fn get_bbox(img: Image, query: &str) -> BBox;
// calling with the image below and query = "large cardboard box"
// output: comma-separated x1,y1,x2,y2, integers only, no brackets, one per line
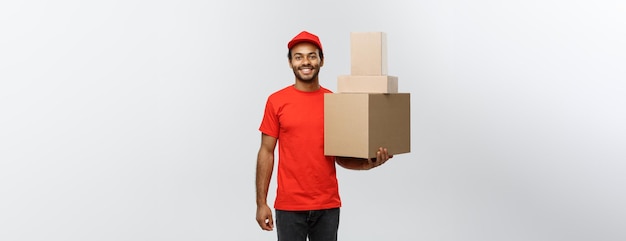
324,93,410,159
337,75,398,93
350,32,387,76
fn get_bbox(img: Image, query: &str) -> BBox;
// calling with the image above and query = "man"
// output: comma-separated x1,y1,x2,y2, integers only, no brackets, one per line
255,30,392,241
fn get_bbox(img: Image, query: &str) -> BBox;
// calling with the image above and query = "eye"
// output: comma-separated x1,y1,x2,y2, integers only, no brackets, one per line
294,56,302,60
309,55,317,60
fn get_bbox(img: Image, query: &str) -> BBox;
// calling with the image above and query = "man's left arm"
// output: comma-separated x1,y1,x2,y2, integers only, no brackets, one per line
335,147,393,170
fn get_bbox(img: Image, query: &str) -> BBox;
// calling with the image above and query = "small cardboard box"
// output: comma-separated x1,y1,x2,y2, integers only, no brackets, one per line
337,75,398,93
350,32,387,76
324,93,410,159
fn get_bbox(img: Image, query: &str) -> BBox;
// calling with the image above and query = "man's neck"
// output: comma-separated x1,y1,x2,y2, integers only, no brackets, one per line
294,80,320,92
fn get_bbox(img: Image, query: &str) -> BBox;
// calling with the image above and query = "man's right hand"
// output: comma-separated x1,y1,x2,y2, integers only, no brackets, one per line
256,204,274,231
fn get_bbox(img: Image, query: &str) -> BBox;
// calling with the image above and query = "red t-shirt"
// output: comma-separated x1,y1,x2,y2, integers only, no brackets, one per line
259,85,341,211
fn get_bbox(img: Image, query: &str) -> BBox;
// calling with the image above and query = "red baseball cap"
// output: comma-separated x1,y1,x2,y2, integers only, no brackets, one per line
287,31,323,51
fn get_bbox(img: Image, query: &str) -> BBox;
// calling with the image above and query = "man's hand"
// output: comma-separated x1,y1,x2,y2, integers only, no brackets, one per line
256,204,274,231
366,147,393,169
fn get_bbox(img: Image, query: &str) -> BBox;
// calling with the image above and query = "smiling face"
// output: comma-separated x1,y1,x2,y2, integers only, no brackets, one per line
288,42,324,84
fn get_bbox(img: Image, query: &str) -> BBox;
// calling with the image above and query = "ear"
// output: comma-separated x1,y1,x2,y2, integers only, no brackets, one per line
319,58,324,67
288,58,293,68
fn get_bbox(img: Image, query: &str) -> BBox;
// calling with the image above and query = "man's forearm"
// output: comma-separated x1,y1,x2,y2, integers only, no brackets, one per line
256,153,274,206
335,156,371,170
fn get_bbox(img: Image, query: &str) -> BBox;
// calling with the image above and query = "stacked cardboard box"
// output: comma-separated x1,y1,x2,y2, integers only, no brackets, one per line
325,32,411,159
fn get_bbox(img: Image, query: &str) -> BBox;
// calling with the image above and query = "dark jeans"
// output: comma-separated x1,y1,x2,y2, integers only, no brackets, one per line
275,208,340,241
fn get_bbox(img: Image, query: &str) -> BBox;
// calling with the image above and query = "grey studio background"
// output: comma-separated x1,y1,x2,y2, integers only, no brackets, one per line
1,0,624,241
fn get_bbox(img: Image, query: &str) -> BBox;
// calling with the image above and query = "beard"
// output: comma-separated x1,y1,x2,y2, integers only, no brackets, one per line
292,64,320,83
